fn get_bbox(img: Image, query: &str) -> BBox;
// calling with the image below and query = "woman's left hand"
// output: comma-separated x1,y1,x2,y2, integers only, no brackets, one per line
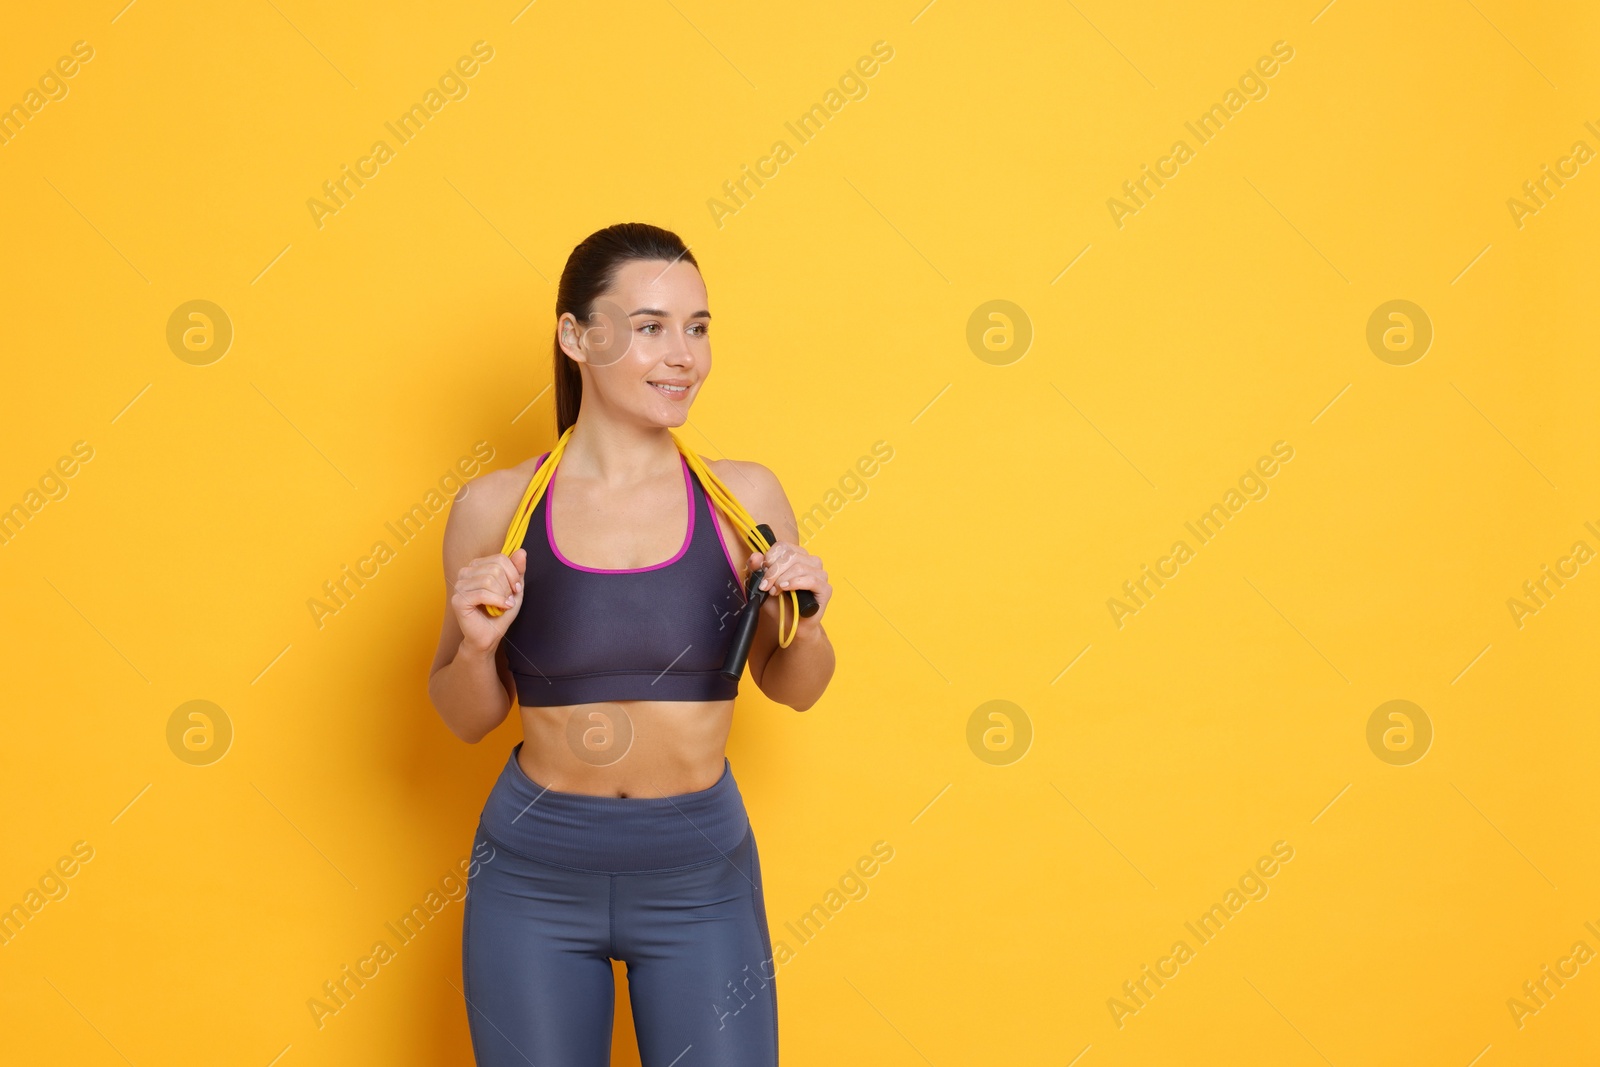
747,541,831,630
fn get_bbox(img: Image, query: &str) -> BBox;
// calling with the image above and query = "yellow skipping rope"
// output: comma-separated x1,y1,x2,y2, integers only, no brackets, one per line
483,426,800,647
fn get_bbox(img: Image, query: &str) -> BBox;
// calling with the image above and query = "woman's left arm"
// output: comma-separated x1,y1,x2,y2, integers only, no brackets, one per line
735,462,836,711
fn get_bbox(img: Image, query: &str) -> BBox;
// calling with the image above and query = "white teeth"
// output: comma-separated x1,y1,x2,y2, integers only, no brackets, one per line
651,383,687,393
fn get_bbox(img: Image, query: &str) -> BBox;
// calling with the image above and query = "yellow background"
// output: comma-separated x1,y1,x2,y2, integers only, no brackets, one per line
3,0,1597,1063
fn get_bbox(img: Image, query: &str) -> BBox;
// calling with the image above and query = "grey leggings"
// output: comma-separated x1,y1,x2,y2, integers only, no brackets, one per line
462,743,779,1065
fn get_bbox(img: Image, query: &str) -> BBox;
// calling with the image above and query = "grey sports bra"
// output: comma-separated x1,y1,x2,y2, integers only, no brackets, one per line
500,451,749,706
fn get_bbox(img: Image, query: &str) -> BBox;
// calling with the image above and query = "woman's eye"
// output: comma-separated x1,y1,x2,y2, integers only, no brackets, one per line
690,323,708,336
640,322,660,334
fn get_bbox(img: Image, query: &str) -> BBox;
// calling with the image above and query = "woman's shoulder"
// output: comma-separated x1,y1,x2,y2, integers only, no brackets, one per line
700,455,795,529
462,451,548,508
442,453,546,558
702,455,782,494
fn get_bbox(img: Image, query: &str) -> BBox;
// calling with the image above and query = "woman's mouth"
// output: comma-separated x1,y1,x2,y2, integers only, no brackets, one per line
648,380,690,400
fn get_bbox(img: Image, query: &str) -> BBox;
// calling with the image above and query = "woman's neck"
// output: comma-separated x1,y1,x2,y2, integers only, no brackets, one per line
561,413,682,486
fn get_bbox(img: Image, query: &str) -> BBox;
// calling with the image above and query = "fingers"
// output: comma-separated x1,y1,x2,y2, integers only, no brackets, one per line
764,560,817,593
757,543,816,592
456,560,510,600
748,545,782,590
758,555,793,591
456,573,516,613
745,541,830,615
492,550,523,592
739,538,834,630
456,555,522,611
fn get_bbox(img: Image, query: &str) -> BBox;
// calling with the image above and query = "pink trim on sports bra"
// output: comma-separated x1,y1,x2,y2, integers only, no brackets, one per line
711,512,746,596
545,453,696,574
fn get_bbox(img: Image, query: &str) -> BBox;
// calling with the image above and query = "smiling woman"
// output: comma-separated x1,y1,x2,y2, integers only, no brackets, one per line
427,222,835,1066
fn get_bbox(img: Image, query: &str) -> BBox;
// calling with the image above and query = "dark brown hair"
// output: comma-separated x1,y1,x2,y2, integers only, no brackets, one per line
553,223,699,435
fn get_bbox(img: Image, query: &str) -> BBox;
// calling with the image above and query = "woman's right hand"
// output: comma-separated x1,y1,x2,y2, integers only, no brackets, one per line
453,547,527,652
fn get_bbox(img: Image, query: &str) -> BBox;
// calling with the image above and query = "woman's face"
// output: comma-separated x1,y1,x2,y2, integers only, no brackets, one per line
561,258,711,429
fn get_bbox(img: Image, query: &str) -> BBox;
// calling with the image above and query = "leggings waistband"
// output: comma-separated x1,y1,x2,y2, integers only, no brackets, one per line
477,742,751,874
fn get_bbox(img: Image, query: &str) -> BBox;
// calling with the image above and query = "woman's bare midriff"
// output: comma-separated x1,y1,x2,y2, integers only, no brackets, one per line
516,699,737,797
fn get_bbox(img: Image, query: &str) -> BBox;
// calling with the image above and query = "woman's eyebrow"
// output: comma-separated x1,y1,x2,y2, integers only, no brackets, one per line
629,307,712,319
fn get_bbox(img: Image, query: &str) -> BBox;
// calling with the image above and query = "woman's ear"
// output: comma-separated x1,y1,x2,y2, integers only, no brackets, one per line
557,313,586,364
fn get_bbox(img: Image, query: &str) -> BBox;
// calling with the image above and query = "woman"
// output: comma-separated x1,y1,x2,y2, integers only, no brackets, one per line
427,222,835,1066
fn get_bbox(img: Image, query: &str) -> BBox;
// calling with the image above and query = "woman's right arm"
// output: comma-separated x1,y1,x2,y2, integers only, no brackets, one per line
427,471,529,743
